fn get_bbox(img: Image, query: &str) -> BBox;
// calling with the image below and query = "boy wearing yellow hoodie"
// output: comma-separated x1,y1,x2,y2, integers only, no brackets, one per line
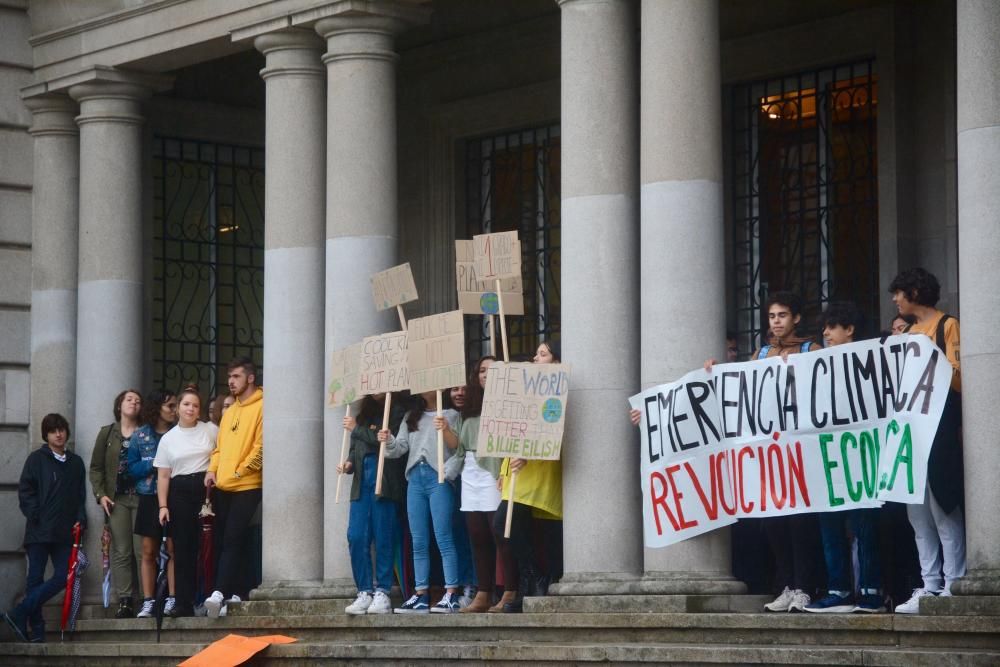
204,357,263,618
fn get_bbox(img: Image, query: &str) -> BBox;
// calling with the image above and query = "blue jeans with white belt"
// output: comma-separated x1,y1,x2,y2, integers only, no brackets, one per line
407,460,458,590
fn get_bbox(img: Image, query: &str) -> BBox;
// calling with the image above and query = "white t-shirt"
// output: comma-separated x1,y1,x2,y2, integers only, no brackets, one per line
153,421,218,477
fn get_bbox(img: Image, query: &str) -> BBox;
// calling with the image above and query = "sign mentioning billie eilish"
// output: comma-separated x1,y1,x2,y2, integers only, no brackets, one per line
477,362,571,461
628,335,953,548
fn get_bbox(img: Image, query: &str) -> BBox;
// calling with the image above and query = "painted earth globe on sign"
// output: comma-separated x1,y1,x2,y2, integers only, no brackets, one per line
480,292,500,314
542,397,562,423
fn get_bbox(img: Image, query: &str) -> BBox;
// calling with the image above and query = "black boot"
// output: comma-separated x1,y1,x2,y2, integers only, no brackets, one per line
115,597,133,619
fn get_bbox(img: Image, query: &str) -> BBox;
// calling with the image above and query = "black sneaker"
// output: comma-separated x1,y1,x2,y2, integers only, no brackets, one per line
394,593,430,614
2,610,29,642
115,597,134,619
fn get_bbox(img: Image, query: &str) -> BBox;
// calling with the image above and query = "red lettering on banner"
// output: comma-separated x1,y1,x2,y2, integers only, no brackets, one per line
665,464,698,530
717,451,738,516
736,446,755,513
767,443,787,510
786,441,811,508
758,445,768,512
685,459,719,521
649,471,676,535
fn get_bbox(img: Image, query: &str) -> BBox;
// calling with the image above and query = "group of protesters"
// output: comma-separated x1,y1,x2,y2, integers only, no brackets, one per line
3,264,965,641
3,358,263,642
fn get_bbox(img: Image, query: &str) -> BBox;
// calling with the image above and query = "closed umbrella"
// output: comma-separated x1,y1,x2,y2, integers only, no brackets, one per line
60,523,88,640
101,520,112,608
154,534,170,643
197,489,215,598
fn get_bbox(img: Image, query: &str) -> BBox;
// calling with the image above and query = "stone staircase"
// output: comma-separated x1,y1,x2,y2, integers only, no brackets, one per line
1,595,998,665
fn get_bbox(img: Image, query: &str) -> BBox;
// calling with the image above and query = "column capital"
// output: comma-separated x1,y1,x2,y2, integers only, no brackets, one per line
253,29,326,80
22,93,78,137
62,67,172,128
302,1,430,64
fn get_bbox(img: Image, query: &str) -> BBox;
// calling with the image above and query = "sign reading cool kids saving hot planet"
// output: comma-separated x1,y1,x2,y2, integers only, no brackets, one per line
477,362,571,461
629,334,953,547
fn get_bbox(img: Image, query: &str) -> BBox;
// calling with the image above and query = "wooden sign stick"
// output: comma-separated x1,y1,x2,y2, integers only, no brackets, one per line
436,389,445,484
496,279,509,362
334,403,352,504
375,392,392,495
504,470,518,538
396,305,407,331
489,315,497,357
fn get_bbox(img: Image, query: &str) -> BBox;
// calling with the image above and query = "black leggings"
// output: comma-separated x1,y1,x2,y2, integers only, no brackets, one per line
213,488,262,599
466,511,496,592
168,472,205,611
492,501,536,592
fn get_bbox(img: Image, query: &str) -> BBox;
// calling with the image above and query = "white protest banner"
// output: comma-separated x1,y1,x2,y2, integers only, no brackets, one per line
328,342,362,408
629,335,953,548
329,342,363,503
472,231,521,281
407,310,466,394
477,362,571,461
359,331,409,395
455,239,524,316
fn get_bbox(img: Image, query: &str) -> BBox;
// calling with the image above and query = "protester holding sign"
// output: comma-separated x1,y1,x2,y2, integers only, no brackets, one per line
804,302,885,614
339,393,406,615
444,384,477,609
888,268,966,613
492,341,564,612
379,391,462,613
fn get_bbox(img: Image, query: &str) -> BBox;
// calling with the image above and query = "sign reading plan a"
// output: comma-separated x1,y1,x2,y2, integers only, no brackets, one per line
408,310,466,394
455,240,524,316
359,331,409,395
477,362,571,461
628,335,953,548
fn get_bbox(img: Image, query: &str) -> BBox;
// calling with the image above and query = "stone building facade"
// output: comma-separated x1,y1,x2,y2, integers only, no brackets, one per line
1,0,997,607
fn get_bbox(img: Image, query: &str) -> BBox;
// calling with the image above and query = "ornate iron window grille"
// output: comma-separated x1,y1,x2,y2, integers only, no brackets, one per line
463,124,561,363
731,60,878,357
152,137,265,401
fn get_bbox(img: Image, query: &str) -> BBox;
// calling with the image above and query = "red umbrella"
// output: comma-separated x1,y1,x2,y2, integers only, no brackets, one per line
197,488,215,598
60,523,88,639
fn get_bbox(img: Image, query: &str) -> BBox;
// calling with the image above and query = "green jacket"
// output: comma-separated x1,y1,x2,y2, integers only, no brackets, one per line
88,422,126,503
453,416,502,479
348,404,406,503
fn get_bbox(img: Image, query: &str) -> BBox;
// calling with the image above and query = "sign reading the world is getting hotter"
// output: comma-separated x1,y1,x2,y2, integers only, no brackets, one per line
371,263,418,311
455,240,524,315
407,310,466,394
628,335,954,548
477,362,571,461
327,342,362,407
359,331,409,395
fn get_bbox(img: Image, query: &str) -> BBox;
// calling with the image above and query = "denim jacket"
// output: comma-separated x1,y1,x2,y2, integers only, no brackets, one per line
126,424,164,495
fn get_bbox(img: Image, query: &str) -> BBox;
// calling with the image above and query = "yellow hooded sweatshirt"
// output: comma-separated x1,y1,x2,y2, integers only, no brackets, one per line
210,387,263,491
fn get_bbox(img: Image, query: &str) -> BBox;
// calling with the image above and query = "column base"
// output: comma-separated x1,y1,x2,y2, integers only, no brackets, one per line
550,571,747,596
952,569,1000,597
249,578,355,601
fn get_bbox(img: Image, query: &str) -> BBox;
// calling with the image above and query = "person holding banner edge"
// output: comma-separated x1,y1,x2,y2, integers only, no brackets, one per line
888,268,966,613
338,393,406,615
492,341,564,613
379,391,463,613
803,302,886,614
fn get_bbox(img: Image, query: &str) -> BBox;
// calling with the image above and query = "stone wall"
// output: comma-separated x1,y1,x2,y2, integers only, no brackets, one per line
0,0,34,610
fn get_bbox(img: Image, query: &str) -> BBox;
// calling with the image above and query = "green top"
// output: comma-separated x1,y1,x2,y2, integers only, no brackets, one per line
453,416,501,479
347,403,406,503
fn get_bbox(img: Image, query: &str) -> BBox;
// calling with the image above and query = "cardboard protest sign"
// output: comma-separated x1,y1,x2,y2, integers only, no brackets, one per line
359,331,409,395
629,334,954,548
371,263,418,311
327,342,362,407
407,310,466,394
455,240,524,315
477,362,571,461
473,231,521,281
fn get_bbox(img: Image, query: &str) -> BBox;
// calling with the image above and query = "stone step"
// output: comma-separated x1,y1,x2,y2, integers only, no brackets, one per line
21,612,1000,650
227,597,356,617
2,640,999,666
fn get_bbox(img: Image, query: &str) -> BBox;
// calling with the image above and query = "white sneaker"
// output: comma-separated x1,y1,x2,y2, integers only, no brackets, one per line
894,587,937,614
204,591,225,618
787,590,811,612
136,599,155,618
345,591,373,615
220,594,240,617
764,587,795,612
164,597,177,617
366,591,391,615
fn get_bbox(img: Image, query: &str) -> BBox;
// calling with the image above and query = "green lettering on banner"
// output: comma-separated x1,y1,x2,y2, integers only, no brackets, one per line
840,432,863,503
859,429,879,498
819,433,844,507
887,420,915,494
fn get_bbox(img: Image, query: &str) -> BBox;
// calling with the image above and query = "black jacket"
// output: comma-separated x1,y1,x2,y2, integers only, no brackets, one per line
18,445,88,545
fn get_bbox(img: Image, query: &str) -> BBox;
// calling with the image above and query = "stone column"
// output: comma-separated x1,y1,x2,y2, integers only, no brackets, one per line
639,0,742,594
550,0,643,597
24,94,79,440
253,29,328,596
953,0,1000,598
69,77,153,596
315,10,409,591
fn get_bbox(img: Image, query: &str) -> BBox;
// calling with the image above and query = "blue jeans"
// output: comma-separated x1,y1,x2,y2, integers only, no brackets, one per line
17,542,72,636
452,476,476,588
348,454,398,594
407,461,458,590
819,508,881,593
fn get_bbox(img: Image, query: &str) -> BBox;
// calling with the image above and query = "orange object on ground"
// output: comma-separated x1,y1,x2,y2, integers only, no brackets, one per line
179,633,297,667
